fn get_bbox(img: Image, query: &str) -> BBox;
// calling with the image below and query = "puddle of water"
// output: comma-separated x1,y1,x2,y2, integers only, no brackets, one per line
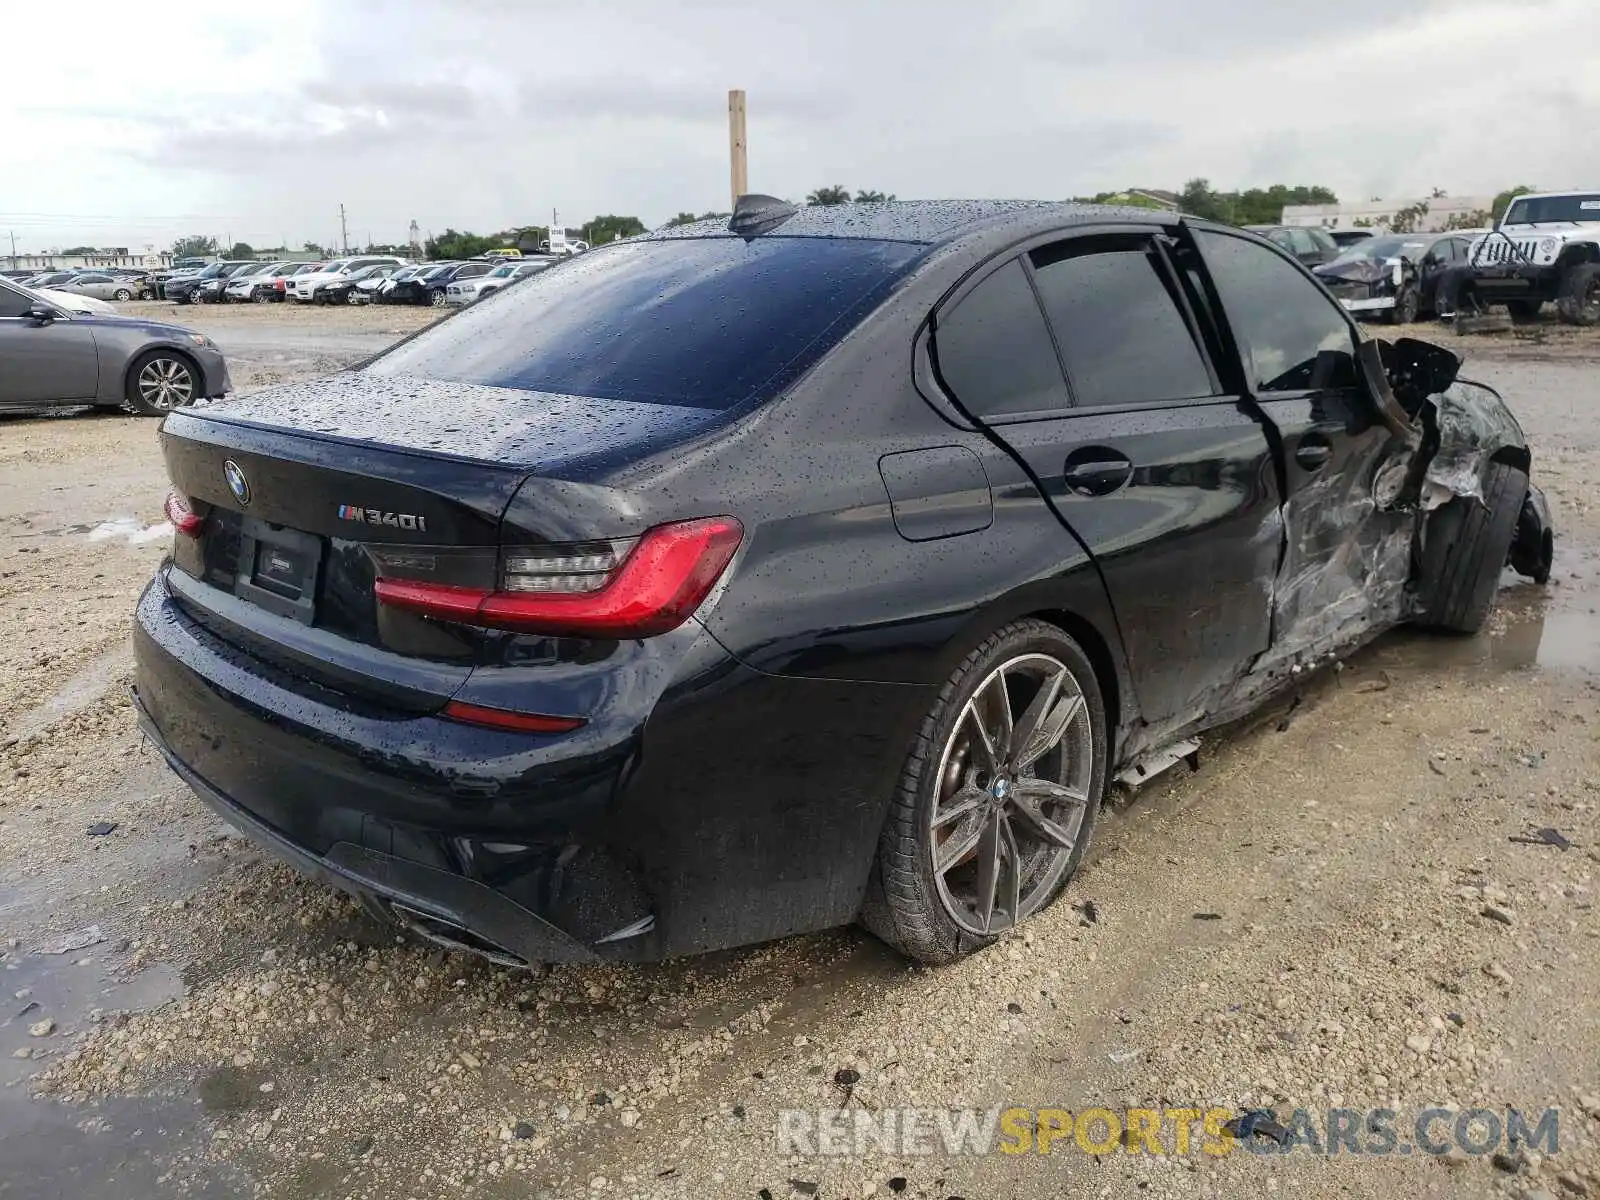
1377,572,1600,677
3,642,133,744
0,939,243,1199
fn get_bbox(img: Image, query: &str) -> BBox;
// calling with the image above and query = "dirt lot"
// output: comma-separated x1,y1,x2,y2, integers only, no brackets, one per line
2,306,1599,1200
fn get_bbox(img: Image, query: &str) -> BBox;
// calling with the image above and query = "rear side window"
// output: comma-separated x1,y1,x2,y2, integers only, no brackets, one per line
934,259,1069,417
1196,231,1357,393
369,237,924,409
1029,239,1213,407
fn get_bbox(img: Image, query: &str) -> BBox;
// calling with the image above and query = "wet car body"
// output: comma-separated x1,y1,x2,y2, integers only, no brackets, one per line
133,201,1552,966
1314,232,1476,323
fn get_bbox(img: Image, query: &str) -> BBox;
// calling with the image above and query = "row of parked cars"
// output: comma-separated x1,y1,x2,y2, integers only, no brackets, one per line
153,253,564,308
0,266,158,304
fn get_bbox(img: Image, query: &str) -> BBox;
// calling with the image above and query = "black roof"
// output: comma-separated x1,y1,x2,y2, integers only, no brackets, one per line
646,199,1174,247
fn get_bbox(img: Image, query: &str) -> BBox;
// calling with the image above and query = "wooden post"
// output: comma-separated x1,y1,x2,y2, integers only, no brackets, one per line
728,89,748,208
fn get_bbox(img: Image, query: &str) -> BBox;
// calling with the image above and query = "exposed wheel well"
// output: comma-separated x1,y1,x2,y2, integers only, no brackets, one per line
123,345,202,401
1558,244,1600,269
1022,608,1121,746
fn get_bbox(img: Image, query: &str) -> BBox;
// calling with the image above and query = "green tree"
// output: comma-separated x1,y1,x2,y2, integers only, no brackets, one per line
582,215,647,246
63,245,98,255
1178,179,1232,222
229,242,255,259
171,234,218,259
1443,209,1492,231
1492,185,1537,223
425,228,498,259
1389,201,1429,234
854,189,895,203
302,240,324,254
806,185,851,206
663,212,701,228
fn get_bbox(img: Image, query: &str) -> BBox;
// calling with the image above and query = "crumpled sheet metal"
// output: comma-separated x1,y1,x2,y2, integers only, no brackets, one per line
1264,376,1526,670
1422,380,1524,509
1259,464,1413,673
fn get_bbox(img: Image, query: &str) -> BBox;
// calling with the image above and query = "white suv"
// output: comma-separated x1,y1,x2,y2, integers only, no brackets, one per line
1461,191,1600,325
288,255,408,304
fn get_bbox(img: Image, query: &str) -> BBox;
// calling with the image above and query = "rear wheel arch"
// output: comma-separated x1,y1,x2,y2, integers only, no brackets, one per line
1020,608,1121,752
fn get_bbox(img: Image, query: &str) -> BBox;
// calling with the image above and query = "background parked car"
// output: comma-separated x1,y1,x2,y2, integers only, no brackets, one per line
289,256,408,303
1313,231,1479,323
398,261,492,306
317,263,400,306
444,258,557,305
53,272,149,302
1330,230,1377,249
23,270,77,289
169,260,255,305
1244,224,1340,266
201,261,272,304
0,275,229,415
224,261,301,303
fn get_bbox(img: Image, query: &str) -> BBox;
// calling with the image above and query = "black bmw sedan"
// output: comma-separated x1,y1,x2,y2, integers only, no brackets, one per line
134,199,1552,968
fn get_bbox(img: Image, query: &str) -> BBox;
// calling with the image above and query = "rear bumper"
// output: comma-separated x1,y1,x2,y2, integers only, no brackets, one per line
133,568,922,962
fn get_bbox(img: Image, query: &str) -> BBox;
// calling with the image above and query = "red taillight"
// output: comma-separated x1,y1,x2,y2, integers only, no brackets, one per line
164,491,204,537
442,700,585,734
274,279,286,292
374,516,742,639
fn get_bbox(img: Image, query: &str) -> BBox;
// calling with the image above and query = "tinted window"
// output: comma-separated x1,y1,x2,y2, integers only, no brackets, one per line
0,283,34,317
1306,229,1337,255
1197,231,1356,393
1030,240,1213,407
934,258,1068,417
1505,194,1600,224
456,264,490,279
369,237,924,409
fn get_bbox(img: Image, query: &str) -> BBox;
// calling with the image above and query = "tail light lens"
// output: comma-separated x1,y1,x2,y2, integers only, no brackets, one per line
164,491,205,536
374,516,742,639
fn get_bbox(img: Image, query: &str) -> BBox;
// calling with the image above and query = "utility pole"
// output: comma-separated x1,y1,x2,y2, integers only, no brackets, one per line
728,89,748,208
339,204,350,255
7,230,15,269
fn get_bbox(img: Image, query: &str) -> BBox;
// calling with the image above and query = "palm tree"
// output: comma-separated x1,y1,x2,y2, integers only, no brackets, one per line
806,186,851,207
854,190,895,203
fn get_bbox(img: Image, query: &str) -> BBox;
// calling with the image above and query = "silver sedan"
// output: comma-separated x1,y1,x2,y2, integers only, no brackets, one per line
53,272,149,302
0,277,231,416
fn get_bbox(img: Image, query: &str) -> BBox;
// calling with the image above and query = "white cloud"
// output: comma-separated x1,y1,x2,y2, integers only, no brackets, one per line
2,0,1596,252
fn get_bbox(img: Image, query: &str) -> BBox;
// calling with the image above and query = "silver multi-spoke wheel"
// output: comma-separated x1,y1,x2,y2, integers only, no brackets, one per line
136,357,195,410
929,653,1093,936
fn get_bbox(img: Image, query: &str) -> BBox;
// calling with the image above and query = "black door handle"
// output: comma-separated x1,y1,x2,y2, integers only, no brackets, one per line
1062,454,1133,497
1295,438,1333,471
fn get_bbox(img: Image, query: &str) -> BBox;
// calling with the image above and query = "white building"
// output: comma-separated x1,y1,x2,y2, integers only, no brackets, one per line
3,246,173,272
1281,196,1493,233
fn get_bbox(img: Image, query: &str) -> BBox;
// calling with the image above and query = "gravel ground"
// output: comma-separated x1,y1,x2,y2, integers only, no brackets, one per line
1,307,1598,1199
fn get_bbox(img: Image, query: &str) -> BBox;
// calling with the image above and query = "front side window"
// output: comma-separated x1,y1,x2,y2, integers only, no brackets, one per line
1029,238,1213,407
934,258,1069,418
1196,231,1356,393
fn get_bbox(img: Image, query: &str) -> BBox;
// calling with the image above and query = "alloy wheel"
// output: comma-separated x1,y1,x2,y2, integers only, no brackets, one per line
929,653,1093,936
430,289,448,307
136,357,195,411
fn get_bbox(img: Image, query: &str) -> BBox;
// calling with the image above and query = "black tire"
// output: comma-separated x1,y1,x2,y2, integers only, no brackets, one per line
175,291,192,305
861,619,1108,965
1556,263,1600,327
1386,285,1419,325
1504,298,1543,321
124,349,200,416
1416,461,1528,633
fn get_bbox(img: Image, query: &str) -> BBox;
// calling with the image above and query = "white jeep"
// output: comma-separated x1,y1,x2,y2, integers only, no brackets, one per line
1459,190,1600,325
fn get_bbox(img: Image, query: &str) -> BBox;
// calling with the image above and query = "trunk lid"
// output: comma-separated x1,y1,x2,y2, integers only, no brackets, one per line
160,376,724,705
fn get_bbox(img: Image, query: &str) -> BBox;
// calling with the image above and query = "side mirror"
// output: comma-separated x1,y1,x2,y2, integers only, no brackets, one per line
26,303,58,324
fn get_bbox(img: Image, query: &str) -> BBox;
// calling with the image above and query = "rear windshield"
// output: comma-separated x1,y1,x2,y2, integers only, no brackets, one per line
365,236,925,409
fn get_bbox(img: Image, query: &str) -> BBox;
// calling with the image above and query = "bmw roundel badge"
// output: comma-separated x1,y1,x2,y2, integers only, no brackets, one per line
223,460,251,506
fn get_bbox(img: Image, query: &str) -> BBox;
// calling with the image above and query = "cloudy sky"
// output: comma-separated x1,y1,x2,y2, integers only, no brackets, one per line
4,0,1597,253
